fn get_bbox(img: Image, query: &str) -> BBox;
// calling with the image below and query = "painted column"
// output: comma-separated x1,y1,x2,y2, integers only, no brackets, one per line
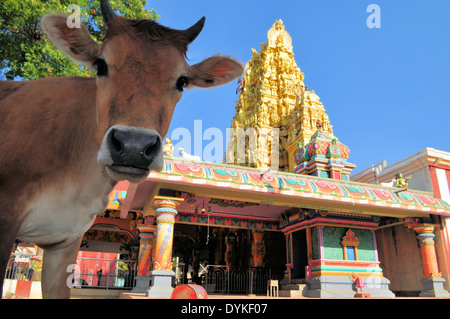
283,233,292,282
152,198,180,271
318,225,324,259
413,224,450,297
147,196,183,298
252,230,265,267
224,234,234,269
132,221,156,293
137,225,156,276
414,225,440,278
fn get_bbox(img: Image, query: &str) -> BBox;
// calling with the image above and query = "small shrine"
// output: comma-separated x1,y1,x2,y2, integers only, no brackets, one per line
290,123,356,180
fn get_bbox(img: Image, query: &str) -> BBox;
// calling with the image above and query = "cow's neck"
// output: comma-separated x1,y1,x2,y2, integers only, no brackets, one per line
11,77,118,247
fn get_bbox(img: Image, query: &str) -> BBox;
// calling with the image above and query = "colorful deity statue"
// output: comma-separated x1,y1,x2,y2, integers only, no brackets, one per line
162,137,174,157
395,173,411,188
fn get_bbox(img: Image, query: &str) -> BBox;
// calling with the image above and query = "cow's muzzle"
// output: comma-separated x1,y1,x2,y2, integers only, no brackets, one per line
97,125,163,183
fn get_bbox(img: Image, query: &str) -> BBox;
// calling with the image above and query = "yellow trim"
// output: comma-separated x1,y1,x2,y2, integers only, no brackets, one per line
153,195,185,202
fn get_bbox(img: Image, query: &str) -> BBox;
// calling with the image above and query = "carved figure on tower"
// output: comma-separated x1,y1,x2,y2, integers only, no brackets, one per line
162,137,174,157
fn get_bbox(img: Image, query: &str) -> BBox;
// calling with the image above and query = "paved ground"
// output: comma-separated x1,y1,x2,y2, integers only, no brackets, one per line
119,292,289,299
117,291,450,299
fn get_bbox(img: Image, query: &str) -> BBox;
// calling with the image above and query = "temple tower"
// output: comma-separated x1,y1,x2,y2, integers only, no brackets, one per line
228,20,333,171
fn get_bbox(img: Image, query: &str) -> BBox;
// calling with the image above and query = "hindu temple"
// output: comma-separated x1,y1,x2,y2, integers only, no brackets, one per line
6,20,450,299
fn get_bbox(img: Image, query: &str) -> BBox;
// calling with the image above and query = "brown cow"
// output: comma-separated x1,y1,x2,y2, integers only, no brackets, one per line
0,0,242,298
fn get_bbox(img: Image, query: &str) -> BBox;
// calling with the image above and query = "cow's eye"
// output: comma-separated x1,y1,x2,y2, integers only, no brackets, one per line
176,75,189,91
94,58,108,77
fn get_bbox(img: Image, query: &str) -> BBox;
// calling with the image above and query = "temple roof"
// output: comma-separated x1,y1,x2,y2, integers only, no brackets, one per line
229,20,333,170
111,157,450,220
292,125,355,177
299,127,350,160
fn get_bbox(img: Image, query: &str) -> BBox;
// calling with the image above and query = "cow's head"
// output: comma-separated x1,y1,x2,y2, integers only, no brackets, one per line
41,0,242,183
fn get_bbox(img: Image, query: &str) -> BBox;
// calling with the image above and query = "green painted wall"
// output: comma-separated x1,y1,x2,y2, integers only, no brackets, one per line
322,227,345,260
354,228,376,261
322,226,376,261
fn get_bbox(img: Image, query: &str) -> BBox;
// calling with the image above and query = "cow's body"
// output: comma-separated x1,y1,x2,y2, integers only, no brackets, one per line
0,1,242,298
1,77,109,247
0,77,114,297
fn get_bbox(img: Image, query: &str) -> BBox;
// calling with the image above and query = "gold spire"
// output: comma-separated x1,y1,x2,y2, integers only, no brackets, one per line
228,20,333,171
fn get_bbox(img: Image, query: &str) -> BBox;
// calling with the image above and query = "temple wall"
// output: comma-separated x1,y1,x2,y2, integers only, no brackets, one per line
375,224,423,295
321,227,376,261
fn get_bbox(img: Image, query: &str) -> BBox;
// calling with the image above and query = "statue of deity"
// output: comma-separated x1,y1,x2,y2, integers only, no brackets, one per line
162,137,174,157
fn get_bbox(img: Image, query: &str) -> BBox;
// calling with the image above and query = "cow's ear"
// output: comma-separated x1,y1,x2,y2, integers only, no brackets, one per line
187,56,243,88
41,14,100,66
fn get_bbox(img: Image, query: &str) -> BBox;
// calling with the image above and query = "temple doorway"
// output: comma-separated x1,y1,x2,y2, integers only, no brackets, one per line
291,229,308,280
172,223,286,294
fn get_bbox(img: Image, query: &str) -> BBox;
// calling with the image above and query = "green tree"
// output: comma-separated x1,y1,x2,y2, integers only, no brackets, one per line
0,0,159,80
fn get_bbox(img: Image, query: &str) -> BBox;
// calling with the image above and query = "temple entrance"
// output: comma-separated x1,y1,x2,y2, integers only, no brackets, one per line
291,229,308,280
172,223,285,294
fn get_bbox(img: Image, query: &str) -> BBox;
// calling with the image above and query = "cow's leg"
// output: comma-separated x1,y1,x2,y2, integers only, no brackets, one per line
0,218,20,299
41,237,82,299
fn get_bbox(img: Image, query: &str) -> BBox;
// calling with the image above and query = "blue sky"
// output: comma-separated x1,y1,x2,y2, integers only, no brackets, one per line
147,0,450,174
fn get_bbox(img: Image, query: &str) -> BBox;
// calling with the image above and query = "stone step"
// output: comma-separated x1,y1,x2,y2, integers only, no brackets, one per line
279,283,307,298
290,278,307,284
280,278,307,285
70,288,123,299
280,283,303,290
279,286,306,298
279,278,308,297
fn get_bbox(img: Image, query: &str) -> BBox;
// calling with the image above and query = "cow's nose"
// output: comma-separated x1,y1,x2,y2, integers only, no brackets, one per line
108,126,161,169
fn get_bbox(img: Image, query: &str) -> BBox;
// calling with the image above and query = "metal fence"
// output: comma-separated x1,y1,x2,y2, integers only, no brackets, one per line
5,253,42,282
72,257,137,290
73,260,185,289
204,265,272,294
5,254,276,295
4,253,139,290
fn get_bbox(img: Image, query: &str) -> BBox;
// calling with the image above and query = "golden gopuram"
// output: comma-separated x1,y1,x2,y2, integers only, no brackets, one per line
228,20,334,171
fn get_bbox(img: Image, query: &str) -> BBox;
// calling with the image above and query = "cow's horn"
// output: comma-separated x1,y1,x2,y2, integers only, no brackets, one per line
185,17,206,43
100,0,117,24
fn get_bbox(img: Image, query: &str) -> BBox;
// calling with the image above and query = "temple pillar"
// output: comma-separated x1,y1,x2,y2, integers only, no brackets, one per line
132,221,156,293
413,224,450,297
224,234,235,269
147,196,183,298
252,230,265,267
